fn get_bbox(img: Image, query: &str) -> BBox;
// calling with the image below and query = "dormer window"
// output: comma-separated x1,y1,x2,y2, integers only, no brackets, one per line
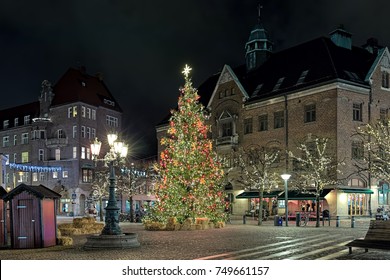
273,77,285,91
344,71,360,82
253,84,263,96
297,70,309,85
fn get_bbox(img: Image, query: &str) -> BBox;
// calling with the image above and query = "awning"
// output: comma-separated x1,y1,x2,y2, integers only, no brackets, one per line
338,188,374,194
277,189,332,200
236,191,281,199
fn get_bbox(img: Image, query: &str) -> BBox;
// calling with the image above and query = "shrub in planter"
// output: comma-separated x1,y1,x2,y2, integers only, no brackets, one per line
214,221,225,228
57,236,73,246
166,217,178,231
59,227,77,236
196,218,210,230
144,221,166,231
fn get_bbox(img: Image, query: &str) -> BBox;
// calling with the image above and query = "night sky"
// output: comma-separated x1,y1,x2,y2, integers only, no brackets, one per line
1,0,390,158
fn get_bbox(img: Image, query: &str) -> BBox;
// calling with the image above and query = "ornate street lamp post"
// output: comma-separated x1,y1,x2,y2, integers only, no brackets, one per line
91,133,128,235
85,135,140,249
281,174,291,227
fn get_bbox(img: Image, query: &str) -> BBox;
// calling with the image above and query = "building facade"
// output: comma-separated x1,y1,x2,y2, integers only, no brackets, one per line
0,67,122,216
157,18,390,218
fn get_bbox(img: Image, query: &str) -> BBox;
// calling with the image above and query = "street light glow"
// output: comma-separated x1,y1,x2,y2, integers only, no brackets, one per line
107,133,118,146
281,173,291,227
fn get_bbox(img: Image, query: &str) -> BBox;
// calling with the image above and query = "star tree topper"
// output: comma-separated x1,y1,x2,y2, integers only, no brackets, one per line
182,64,192,78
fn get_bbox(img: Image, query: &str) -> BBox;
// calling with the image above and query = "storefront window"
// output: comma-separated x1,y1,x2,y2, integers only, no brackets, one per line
348,194,366,215
378,182,389,205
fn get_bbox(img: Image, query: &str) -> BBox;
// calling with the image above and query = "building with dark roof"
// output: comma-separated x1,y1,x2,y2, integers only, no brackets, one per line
157,16,390,217
0,67,122,216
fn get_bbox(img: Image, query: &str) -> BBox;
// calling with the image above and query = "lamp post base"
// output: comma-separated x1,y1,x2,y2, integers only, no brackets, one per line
84,233,140,250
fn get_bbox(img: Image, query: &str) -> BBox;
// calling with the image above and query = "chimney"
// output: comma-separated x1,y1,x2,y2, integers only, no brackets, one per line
362,38,382,55
329,24,352,50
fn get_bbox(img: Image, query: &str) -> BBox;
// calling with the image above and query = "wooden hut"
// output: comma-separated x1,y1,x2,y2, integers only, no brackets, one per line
3,184,61,249
0,186,7,247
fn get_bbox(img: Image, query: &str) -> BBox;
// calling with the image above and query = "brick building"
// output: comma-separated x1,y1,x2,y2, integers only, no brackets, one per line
0,67,122,216
157,18,390,217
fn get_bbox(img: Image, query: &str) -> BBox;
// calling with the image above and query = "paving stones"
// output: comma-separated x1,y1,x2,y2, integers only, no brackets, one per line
0,216,389,260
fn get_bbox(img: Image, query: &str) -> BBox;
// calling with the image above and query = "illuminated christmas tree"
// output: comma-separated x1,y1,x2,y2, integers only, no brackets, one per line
150,65,226,224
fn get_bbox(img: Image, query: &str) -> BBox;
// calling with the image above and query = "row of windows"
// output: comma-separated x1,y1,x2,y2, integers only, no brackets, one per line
5,144,93,163
81,106,96,119
243,103,364,135
4,152,29,164
68,106,97,120
288,141,365,172
106,115,119,127
73,126,96,139
2,133,29,147
2,125,96,147
219,88,236,99
2,115,30,130
4,170,69,184
244,111,286,134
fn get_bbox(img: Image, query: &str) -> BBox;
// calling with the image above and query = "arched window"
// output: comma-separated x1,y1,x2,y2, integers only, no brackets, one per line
217,111,237,137
348,178,366,188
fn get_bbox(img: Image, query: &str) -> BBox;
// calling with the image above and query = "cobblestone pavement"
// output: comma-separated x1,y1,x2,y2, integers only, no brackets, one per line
1,216,389,260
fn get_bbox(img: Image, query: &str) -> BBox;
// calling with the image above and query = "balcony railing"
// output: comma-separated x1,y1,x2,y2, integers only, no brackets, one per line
216,135,239,146
46,137,68,147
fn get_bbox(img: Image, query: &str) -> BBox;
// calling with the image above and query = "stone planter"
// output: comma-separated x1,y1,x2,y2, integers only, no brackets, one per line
144,216,225,231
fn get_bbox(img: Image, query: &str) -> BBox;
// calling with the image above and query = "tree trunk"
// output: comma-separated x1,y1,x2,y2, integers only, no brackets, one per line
258,190,264,226
99,197,104,222
368,194,372,218
315,193,320,227
129,196,134,222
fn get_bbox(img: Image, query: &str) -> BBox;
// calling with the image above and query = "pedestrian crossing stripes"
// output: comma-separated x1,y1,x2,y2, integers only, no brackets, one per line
196,233,354,260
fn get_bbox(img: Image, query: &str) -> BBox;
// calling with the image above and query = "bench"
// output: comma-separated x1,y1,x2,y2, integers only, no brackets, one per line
346,220,390,254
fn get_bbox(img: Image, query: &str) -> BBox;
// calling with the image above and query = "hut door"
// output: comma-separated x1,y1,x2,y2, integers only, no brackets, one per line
0,200,5,246
16,199,35,248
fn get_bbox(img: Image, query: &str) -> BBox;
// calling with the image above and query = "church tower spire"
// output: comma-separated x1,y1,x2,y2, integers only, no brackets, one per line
245,3,273,71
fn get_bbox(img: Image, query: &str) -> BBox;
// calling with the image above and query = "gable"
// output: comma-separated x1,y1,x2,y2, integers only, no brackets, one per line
219,110,234,120
365,47,390,82
219,68,234,84
207,64,249,108
381,49,390,68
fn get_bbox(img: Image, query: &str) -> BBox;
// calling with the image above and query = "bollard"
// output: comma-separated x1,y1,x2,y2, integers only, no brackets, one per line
351,216,355,228
296,212,301,227
274,215,279,226
243,214,246,224
336,216,340,227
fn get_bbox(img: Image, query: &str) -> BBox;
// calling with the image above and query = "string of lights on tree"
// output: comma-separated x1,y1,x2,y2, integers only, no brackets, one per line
149,65,226,223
